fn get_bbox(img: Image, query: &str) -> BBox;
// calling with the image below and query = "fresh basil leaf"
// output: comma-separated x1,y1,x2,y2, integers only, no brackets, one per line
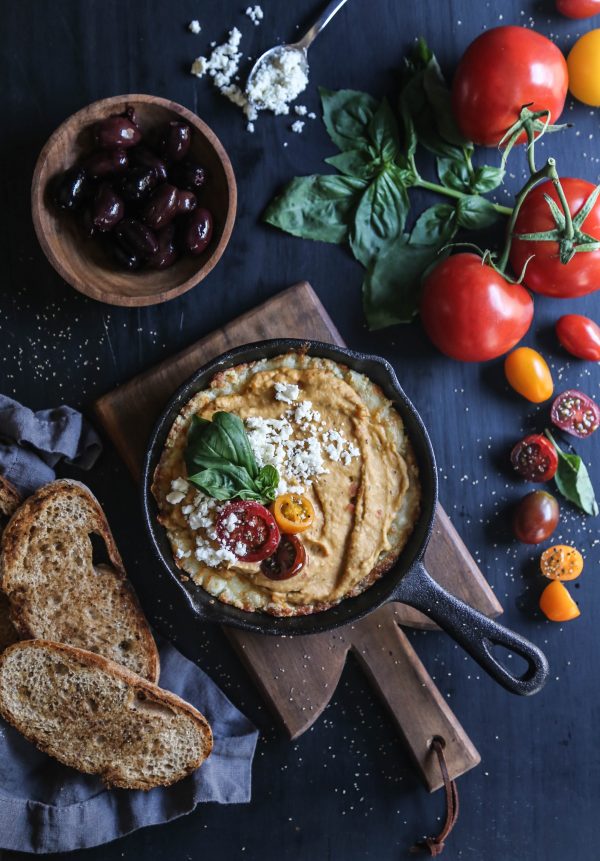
255,464,279,502
410,204,456,246
421,53,468,148
263,174,367,244
319,86,379,153
470,165,505,194
350,169,409,267
187,469,239,500
362,235,448,329
456,195,499,230
325,149,377,180
212,412,258,478
546,431,599,516
437,156,472,193
368,98,401,163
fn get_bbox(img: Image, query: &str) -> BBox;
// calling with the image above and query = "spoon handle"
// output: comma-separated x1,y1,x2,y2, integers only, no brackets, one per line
295,0,351,51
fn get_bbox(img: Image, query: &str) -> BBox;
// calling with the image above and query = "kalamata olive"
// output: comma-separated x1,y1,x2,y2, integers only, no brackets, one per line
90,184,124,232
118,167,159,203
147,224,179,270
183,207,213,255
141,184,179,230
513,491,560,545
123,104,139,127
114,218,159,258
94,115,141,149
111,239,143,271
177,190,197,213
160,121,192,161
130,146,168,182
52,167,90,210
169,161,205,190
83,148,128,178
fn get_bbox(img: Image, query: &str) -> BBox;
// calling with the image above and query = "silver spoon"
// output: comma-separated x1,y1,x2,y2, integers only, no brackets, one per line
246,0,351,110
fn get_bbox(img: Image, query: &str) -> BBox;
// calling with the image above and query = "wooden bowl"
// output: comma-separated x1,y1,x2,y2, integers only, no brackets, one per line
31,94,237,307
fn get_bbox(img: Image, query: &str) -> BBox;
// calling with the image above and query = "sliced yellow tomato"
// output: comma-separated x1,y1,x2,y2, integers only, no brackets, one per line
272,493,315,534
504,347,554,403
540,545,584,581
539,580,580,622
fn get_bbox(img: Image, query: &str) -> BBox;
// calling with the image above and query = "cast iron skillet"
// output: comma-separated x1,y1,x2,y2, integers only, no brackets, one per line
142,339,549,696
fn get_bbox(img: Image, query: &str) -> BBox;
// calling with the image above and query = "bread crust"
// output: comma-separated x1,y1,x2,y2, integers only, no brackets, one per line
0,475,21,650
0,640,212,790
0,480,160,682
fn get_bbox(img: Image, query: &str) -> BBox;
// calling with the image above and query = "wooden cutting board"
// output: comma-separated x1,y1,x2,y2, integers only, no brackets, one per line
95,281,500,791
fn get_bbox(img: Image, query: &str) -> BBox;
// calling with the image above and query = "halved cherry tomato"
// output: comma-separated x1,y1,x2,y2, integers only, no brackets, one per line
272,493,315,534
504,348,554,403
451,26,568,146
557,0,600,16
539,580,580,622
260,534,306,580
540,545,584,581
551,389,600,438
556,314,600,360
511,434,558,482
419,253,533,362
567,29,600,106
513,491,559,544
215,500,280,563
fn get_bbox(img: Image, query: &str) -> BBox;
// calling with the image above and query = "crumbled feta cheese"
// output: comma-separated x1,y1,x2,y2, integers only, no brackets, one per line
234,541,248,556
166,491,186,504
294,104,307,116
222,511,239,533
291,120,305,134
323,430,360,465
294,400,320,424
176,548,192,559
245,5,263,25
308,111,317,120
171,477,189,493
190,28,243,98
247,48,308,117
246,121,255,133
274,381,300,403
189,19,201,34
194,540,237,567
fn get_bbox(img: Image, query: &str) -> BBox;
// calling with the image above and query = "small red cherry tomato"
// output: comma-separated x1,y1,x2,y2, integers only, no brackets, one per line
260,534,306,580
216,500,280,563
550,389,600,438
511,434,559,482
419,253,533,362
556,0,600,17
556,315,600,361
513,491,560,544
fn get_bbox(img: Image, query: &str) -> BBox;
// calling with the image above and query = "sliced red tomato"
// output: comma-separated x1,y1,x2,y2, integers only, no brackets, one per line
510,178,600,298
216,500,280,563
557,0,600,17
556,314,600,360
511,434,559,482
550,389,600,438
419,253,533,362
260,534,306,581
451,26,568,146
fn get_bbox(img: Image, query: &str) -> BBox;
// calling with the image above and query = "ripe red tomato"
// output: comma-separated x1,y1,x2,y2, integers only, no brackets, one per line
510,434,559,482
557,0,600,18
215,500,280,562
556,314,600,360
260,534,306,580
419,253,533,362
510,178,600,297
452,26,568,146
551,389,600,438
513,491,560,544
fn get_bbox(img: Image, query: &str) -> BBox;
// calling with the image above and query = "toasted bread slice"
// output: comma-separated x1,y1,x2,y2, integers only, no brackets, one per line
0,640,212,789
0,476,21,651
0,480,159,682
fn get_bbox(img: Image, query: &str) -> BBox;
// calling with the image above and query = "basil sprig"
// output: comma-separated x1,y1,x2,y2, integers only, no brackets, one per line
185,412,279,504
263,38,509,330
545,430,598,516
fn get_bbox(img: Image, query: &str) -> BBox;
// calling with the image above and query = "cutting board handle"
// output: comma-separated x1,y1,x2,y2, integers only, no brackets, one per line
350,606,480,791
392,562,549,696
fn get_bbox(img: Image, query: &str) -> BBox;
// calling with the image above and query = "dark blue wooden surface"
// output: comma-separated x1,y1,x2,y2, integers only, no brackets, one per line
1,1,599,858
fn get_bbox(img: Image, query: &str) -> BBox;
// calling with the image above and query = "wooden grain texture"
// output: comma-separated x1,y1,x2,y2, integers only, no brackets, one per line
94,280,491,787
31,94,237,307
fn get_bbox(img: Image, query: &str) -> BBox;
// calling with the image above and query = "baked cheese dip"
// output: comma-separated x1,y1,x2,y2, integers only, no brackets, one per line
152,352,421,616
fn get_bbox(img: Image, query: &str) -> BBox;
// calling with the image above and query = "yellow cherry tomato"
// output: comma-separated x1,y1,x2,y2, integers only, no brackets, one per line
504,347,554,403
272,493,315,534
540,545,584,581
567,29,600,107
539,580,580,622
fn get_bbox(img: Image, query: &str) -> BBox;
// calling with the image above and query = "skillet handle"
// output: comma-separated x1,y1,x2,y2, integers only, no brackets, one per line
391,562,549,696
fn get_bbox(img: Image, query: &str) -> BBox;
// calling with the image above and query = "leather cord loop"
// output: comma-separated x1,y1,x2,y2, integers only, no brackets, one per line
409,738,459,857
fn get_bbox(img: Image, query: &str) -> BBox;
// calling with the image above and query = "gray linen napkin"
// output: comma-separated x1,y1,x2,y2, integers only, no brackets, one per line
0,640,258,853
0,394,102,495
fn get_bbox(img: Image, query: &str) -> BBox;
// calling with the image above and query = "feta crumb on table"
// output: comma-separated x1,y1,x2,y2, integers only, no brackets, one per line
188,19,201,34
291,120,305,134
245,5,264,26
